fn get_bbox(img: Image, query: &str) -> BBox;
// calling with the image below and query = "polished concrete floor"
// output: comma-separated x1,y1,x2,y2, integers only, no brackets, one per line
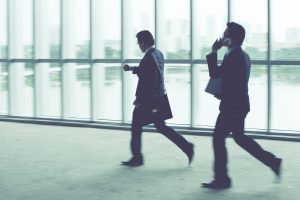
0,121,299,200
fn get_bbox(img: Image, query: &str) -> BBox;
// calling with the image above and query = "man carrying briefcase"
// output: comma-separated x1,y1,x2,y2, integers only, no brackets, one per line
122,30,194,167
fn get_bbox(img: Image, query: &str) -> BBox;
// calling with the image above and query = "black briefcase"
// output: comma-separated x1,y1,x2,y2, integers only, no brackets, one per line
152,94,173,121
141,94,173,125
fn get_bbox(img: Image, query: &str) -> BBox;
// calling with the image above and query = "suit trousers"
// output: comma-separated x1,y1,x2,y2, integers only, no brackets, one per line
130,106,190,158
213,111,277,180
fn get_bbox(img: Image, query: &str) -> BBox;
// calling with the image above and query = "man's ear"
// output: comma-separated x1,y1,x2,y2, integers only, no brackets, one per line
230,37,236,46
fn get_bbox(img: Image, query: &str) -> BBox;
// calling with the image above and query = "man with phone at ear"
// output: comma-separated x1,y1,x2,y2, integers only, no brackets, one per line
202,22,282,189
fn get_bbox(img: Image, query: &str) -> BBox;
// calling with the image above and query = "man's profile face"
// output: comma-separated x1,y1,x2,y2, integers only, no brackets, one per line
222,28,232,47
137,40,146,53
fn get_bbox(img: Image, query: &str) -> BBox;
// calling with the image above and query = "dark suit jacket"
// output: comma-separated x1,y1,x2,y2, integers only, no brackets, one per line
206,46,251,114
132,48,166,105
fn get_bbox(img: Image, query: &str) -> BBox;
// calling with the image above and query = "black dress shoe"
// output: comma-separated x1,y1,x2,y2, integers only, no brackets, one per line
202,179,231,189
122,157,144,167
186,143,195,165
271,158,282,179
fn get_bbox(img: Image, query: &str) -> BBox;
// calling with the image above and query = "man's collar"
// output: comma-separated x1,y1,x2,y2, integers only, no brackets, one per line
144,46,154,54
226,45,240,56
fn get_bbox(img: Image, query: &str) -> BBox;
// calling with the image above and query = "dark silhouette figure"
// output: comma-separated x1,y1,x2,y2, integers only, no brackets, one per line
122,30,194,167
202,22,282,189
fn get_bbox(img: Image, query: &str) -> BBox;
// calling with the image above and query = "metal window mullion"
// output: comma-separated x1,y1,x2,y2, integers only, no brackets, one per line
33,0,37,118
228,0,231,22
121,0,125,123
190,0,194,127
90,0,94,121
155,0,158,46
60,0,64,119
267,0,271,133
7,0,11,115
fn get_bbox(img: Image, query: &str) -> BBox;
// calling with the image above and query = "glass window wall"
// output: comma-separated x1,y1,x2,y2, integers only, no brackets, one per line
9,63,34,116
93,64,122,121
123,0,154,59
36,63,61,118
271,0,300,60
193,0,227,60
0,0,7,58
271,65,300,131
63,0,90,59
63,63,91,119
0,63,8,114
35,0,61,59
157,0,190,59
92,0,121,59
231,0,268,60
9,0,33,59
0,0,299,134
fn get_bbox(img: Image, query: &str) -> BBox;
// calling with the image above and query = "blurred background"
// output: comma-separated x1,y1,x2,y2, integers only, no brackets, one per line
0,0,299,135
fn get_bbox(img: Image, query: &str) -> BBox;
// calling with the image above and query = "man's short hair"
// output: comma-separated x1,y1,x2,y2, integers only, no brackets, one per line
136,30,155,46
227,22,246,46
